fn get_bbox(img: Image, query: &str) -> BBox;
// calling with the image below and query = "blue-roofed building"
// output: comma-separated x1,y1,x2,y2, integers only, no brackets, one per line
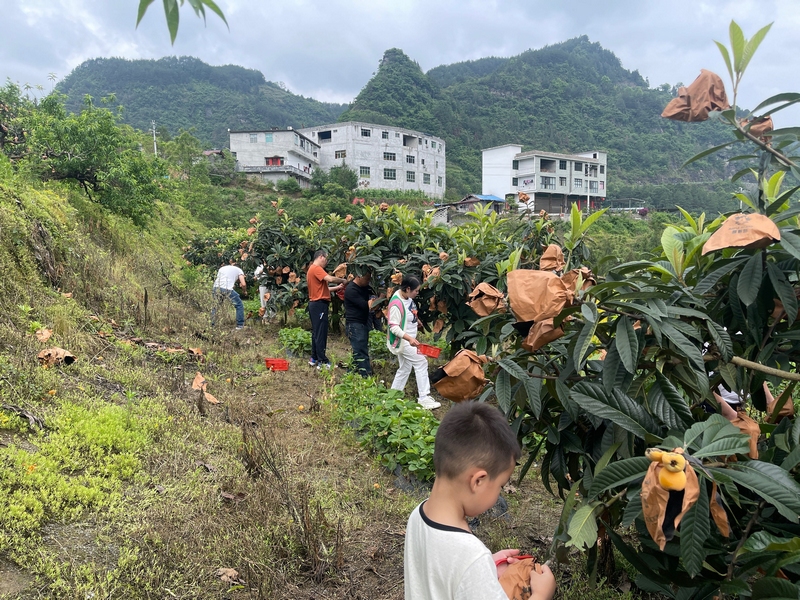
453,194,507,214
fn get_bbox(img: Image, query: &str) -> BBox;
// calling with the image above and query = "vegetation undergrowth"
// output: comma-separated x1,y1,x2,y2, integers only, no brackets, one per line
328,373,438,481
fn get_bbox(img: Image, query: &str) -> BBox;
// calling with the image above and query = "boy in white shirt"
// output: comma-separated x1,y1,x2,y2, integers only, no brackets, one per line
404,402,556,600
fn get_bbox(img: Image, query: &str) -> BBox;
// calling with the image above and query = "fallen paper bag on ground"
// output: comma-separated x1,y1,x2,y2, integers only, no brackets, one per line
499,558,536,600
561,267,596,292
702,213,780,255
661,69,730,122
507,270,572,322
539,244,565,272
466,282,507,317
641,460,699,550
522,318,564,352
192,371,220,404
37,347,77,367
433,350,489,402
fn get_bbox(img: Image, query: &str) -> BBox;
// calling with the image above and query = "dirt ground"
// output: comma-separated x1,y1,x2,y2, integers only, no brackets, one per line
1,323,570,600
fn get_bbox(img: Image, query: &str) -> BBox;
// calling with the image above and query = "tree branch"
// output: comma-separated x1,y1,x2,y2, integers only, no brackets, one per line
729,356,800,382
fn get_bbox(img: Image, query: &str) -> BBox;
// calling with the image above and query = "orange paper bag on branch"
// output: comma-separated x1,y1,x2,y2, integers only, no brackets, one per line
661,69,730,122
561,267,596,292
333,263,348,278
522,318,565,352
730,411,760,458
539,244,565,272
641,458,699,550
466,282,507,317
432,350,489,402
507,270,572,323
701,213,780,255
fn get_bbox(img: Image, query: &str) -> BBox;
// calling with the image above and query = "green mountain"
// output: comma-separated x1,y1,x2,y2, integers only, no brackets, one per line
57,56,347,148
341,39,732,203
58,42,735,208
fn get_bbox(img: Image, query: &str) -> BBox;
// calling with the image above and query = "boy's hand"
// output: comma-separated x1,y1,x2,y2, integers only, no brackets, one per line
492,549,519,577
529,563,556,600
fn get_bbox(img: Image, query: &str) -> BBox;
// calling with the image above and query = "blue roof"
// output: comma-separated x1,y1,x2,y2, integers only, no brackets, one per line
473,194,504,202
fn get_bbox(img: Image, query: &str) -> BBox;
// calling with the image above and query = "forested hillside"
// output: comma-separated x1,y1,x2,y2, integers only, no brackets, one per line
57,57,347,148
57,40,736,207
341,38,733,202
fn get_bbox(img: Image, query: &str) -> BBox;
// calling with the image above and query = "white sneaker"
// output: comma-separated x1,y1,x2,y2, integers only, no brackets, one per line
418,396,441,410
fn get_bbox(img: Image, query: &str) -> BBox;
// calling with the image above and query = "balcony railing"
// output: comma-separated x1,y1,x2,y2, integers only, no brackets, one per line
236,164,312,179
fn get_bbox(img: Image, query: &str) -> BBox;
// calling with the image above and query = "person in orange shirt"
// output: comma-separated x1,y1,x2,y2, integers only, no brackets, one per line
307,250,347,368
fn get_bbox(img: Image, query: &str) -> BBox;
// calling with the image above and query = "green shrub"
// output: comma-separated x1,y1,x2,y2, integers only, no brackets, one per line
276,178,301,194
278,327,312,356
328,373,438,480
368,329,392,359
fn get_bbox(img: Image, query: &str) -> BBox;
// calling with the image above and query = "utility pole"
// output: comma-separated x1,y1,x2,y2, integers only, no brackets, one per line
151,121,158,156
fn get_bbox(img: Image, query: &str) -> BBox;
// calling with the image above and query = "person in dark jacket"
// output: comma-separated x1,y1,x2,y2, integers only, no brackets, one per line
344,271,374,376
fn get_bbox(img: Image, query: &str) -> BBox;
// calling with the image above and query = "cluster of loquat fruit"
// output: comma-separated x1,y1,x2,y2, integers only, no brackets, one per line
645,448,687,491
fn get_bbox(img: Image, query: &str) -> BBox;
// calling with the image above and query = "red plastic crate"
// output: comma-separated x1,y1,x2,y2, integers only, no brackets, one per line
265,358,289,371
416,343,441,358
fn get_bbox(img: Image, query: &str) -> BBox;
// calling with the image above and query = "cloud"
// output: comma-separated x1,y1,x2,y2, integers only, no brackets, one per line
1,0,797,123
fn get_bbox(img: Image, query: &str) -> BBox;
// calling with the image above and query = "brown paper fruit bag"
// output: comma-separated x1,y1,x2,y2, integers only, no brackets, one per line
433,349,489,402
522,318,564,352
766,392,795,423
710,482,730,538
499,558,536,600
466,282,507,317
561,267,596,292
661,69,730,122
333,263,348,278
539,244,565,272
37,347,77,367
730,411,760,458
702,213,780,255
507,270,572,323
641,461,699,550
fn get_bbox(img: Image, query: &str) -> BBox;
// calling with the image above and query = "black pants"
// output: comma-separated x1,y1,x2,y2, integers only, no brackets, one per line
346,321,372,376
308,300,330,364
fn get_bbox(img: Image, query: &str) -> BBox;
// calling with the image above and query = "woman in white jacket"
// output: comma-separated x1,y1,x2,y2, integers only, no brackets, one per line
386,276,441,410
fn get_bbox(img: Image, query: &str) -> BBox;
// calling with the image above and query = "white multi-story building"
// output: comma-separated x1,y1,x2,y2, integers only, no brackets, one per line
482,144,607,214
299,122,446,199
228,128,319,188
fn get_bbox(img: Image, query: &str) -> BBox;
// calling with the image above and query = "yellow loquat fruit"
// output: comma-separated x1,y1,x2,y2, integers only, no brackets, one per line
645,448,664,462
658,468,687,491
661,452,686,473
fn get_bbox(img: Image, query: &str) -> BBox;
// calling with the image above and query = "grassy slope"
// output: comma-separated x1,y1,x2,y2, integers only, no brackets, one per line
0,166,645,598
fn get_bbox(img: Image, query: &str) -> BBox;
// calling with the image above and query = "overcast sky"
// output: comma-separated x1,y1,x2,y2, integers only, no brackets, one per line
2,0,798,123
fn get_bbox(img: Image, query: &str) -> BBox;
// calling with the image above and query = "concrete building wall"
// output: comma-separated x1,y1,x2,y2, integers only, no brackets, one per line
482,145,522,196
299,121,446,198
482,144,608,213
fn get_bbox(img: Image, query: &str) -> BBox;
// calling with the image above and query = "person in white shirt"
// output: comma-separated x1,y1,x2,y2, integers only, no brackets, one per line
211,259,246,330
387,275,439,410
404,401,556,600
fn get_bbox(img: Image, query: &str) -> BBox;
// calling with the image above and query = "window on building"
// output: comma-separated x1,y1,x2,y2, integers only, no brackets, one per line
512,160,519,170
249,133,257,143
559,177,567,186
512,177,518,186
541,176,556,190
407,171,416,183
421,159,425,165
437,176,443,186
294,134,299,145
589,181,599,193
406,155,415,164
335,150,346,159
384,169,396,180
559,160,567,170
435,161,439,168
395,132,400,138
600,181,605,191
431,141,436,149
600,165,605,174
574,162,583,172
540,159,556,173
383,152,396,161
574,178,583,189
360,166,370,178
588,165,598,177
423,173,431,184
264,133,273,143
418,138,423,145
382,130,389,139
361,128,371,137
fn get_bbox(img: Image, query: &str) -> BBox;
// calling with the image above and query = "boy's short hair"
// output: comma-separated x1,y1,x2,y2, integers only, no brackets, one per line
434,402,520,480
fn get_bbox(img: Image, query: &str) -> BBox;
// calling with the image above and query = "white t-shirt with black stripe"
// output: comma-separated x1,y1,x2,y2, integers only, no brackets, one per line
404,502,508,600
